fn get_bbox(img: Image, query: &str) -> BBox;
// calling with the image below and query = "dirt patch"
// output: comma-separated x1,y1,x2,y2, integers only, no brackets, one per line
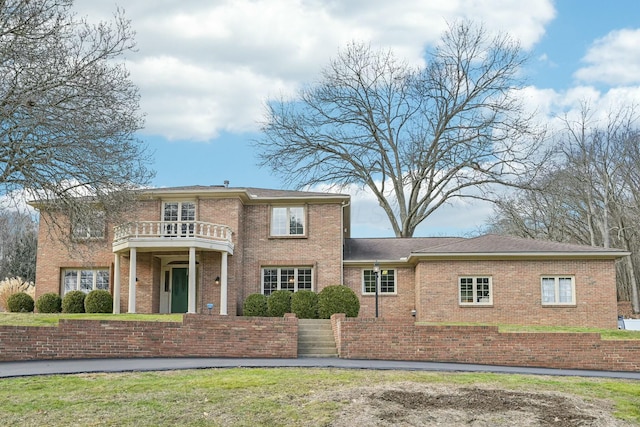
325,382,631,426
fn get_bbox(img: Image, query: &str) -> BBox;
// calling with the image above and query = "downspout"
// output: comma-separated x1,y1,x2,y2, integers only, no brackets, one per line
341,199,351,286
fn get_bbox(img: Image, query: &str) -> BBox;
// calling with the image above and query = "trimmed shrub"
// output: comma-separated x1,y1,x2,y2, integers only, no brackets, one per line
291,290,318,319
36,292,62,313
267,290,292,317
85,289,113,313
62,290,86,313
243,293,268,317
6,292,34,312
317,285,360,318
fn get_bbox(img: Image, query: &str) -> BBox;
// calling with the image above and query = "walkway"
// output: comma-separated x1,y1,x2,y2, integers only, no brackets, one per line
1,358,639,380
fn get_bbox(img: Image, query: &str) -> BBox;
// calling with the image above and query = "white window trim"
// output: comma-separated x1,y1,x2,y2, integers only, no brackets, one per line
541,276,576,306
362,268,397,295
162,200,197,222
71,210,106,240
458,276,493,306
270,206,306,237
261,266,314,295
62,268,110,295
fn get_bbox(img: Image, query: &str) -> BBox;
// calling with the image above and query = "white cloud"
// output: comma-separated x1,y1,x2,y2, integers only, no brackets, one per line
574,28,640,85
72,0,555,141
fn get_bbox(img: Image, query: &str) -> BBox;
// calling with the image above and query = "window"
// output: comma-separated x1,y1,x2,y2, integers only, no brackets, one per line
261,267,313,295
459,277,492,305
62,269,109,295
163,201,196,236
270,206,305,236
71,210,105,239
541,276,575,305
362,269,396,294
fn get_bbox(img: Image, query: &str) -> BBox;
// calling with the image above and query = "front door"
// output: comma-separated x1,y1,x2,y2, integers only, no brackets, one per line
171,268,188,313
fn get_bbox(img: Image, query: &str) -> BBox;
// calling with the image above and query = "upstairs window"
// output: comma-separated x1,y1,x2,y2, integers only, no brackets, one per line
541,276,575,305
459,277,492,305
271,206,305,236
71,210,105,240
163,201,196,236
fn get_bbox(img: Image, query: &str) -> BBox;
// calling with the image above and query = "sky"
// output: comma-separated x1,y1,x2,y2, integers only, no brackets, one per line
71,0,640,237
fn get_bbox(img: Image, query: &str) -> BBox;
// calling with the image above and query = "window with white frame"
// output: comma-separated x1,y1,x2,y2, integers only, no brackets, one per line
62,269,110,295
459,277,492,305
261,267,312,295
71,210,105,240
270,206,305,236
362,268,396,294
541,276,575,305
163,201,196,236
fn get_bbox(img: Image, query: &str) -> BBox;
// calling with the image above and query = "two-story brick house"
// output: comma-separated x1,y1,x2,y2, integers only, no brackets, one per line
33,185,628,328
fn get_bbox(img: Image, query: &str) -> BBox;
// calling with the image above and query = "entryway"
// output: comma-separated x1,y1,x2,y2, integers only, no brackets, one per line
297,319,337,357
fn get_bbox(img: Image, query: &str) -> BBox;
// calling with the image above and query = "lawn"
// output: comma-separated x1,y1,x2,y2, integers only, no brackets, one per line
0,368,638,426
0,312,184,326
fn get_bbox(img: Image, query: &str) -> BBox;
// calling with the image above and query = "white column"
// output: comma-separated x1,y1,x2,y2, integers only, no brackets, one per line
113,254,121,314
188,247,196,313
128,248,136,313
220,251,228,315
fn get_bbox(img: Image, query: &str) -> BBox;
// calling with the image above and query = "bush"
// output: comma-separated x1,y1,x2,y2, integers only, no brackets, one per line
243,293,268,317
36,292,62,313
267,290,292,317
317,285,360,318
6,292,34,312
85,289,113,313
291,290,318,319
0,278,35,311
62,290,86,313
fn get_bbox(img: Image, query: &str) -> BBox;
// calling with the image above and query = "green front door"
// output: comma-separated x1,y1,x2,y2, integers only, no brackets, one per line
171,268,188,313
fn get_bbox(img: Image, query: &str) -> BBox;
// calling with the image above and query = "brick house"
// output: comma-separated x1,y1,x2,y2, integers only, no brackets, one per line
33,185,627,328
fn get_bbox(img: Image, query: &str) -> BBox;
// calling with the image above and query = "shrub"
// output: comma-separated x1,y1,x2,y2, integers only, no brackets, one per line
6,292,35,312
291,290,318,319
62,290,86,313
36,292,62,313
0,277,35,311
85,289,113,313
267,290,292,317
243,293,268,317
317,285,360,318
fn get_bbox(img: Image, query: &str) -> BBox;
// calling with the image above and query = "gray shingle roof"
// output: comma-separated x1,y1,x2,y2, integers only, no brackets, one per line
344,234,628,261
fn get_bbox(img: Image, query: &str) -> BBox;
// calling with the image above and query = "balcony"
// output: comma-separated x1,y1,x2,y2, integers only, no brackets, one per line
112,221,234,254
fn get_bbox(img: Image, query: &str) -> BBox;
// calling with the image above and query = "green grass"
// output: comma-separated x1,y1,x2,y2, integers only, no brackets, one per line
0,312,184,327
416,321,640,340
0,368,637,426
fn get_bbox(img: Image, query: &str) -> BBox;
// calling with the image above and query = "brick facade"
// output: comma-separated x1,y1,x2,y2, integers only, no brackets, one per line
33,186,625,329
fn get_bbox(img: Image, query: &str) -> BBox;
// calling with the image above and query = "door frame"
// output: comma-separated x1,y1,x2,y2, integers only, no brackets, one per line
159,257,199,313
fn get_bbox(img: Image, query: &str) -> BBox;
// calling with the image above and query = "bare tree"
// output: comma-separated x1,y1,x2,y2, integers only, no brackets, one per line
0,0,153,229
256,21,545,237
489,104,640,312
0,209,37,282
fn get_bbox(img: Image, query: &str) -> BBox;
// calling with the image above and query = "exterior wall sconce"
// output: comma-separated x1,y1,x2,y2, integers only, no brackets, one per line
373,261,380,318
214,276,220,285
411,309,417,317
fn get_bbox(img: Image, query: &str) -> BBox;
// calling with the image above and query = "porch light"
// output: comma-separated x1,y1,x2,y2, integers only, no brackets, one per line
214,276,220,285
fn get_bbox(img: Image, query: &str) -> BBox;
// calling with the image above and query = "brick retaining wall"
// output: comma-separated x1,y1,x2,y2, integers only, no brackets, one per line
0,314,298,361
332,314,640,372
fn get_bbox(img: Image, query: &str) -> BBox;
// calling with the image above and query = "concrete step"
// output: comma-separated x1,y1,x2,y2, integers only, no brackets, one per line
297,319,337,358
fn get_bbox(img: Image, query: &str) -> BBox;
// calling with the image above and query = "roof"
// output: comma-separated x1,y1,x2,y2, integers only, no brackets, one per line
141,186,350,201
344,234,629,262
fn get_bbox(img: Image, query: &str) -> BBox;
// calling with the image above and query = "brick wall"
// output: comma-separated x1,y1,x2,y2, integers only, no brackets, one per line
332,315,640,372
0,314,297,361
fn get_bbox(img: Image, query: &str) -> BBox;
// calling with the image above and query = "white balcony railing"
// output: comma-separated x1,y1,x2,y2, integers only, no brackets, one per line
113,221,233,245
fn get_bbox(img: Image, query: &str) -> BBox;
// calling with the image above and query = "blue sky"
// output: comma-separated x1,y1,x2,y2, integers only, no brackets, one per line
72,0,640,237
